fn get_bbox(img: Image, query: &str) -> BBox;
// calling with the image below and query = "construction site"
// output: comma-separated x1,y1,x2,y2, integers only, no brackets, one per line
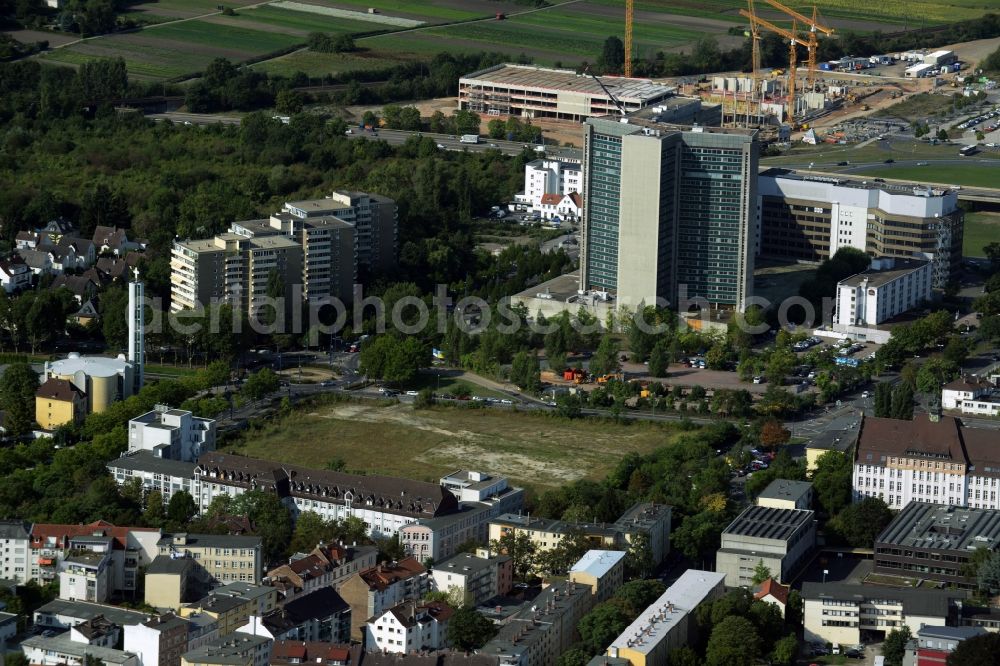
449,0,996,147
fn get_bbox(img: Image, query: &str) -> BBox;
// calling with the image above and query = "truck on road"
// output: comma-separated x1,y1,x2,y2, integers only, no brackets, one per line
460,134,480,144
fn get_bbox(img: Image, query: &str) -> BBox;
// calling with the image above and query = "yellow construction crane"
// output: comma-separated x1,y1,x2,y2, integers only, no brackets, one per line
739,9,810,125
747,0,762,104
760,0,834,92
624,0,634,78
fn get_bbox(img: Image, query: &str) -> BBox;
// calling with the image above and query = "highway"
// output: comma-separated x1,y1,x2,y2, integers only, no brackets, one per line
768,163,1000,203
146,111,585,161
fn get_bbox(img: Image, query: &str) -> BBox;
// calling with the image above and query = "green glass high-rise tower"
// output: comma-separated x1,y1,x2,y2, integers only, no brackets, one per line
580,114,759,312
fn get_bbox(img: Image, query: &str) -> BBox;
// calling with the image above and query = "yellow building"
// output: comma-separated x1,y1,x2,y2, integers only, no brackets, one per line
35,378,86,431
179,594,255,638
145,555,211,611
44,353,134,414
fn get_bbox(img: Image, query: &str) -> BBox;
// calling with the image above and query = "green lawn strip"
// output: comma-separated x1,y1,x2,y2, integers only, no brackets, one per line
424,22,618,59
232,6,390,34
962,212,1000,258
405,373,508,400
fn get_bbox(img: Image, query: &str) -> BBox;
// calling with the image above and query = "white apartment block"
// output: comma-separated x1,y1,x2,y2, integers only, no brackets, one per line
129,405,216,463
834,257,932,342
757,171,963,288
59,552,112,603
942,377,1000,417
853,414,1000,511
0,520,31,584
365,601,452,654
802,582,961,646
107,452,197,506
21,635,139,666
516,159,582,211
29,522,160,595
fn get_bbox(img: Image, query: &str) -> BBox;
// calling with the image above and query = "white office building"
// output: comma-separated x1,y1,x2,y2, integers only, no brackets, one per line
833,257,932,342
0,521,31,584
58,552,112,603
515,159,582,213
129,405,216,462
757,170,963,288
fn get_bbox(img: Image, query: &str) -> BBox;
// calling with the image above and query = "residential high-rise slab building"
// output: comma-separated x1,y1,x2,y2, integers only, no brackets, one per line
580,113,758,311
171,192,396,313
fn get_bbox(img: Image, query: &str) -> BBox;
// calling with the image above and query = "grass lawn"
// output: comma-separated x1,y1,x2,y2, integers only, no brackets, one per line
859,165,1000,189
145,363,203,378
876,92,957,123
225,400,690,489
963,212,1000,258
406,373,509,400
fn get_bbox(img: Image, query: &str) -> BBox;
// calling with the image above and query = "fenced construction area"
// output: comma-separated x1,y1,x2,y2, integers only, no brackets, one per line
28,0,986,81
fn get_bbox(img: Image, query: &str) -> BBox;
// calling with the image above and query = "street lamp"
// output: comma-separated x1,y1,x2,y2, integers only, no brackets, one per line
823,568,829,583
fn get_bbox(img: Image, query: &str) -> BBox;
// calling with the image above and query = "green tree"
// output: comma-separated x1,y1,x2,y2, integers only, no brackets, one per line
556,646,591,666
751,559,772,584
242,368,279,403
510,351,541,393
490,530,536,581
812,450,852,517
977,550,1000,595
947,632,1000,665
231,490,294,563
578,600,633,653
667,647,700,666
143,490,165,527
0,361,40,437
589,334,621,377
882,626,911,666
891,382,914,420
874,381,893,417
448,607,497,650
166,491,197,526
360,335,429,385
599,35,626,73
614,579,666,616
706,616,761,666
942,336,970,365
275,89,304,115
770,635,799,666
333,33,356,52
413,387,435,409
99,285,129,351
830,497,893,547
648,339,669,378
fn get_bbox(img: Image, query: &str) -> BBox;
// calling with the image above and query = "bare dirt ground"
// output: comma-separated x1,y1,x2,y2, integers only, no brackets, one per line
938,35,1000,67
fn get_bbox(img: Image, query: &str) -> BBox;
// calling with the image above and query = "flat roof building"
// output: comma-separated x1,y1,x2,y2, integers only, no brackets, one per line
874,501,1000,589
605,569,725,666
834,256,932,342
756,479,813,510
581,114,758,312
459,64,677,122
716,505,816,587
569,550,626,603
802,582,966,646
479,581,594,666
129,405,216,463
757,169,962,288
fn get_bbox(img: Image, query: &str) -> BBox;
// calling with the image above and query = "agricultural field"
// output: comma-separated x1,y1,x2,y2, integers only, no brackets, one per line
27,0,1000,81
252,48,416,77
961,211,1000,257
40,3,389,79
226,400,691,490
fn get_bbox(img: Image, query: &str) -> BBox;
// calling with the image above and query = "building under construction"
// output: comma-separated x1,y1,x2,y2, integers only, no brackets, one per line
458,64,678,121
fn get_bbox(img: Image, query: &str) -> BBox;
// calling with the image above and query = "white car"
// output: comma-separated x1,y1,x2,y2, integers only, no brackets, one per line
752,376,763,384
861,391,870,398
405,390,419,396
436,143,445,149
